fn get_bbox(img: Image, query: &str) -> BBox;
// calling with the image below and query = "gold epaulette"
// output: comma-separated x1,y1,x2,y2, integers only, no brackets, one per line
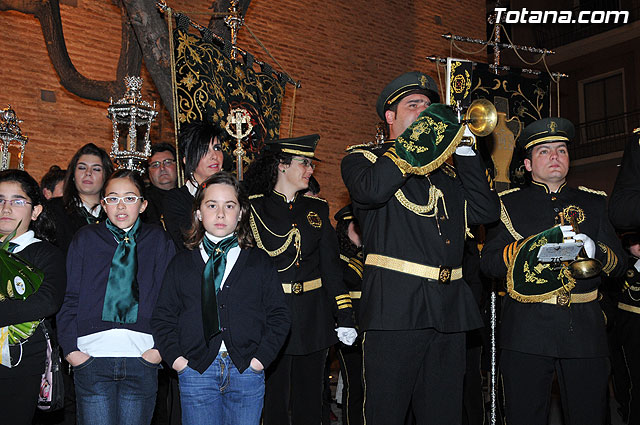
633,127,640,134
303,194,328,203
578,186,607,197
249,194,264,199
345,141,393,153
498,187,520,197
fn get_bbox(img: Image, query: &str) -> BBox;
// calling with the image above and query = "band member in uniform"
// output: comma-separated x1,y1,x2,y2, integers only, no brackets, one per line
615,232,640,423
244,135,357,425
481,117,625,425
341,71,500,425
609,128,640,230
334,205,364,425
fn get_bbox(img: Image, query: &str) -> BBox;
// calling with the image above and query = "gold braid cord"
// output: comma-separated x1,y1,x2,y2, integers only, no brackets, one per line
249,206,301,272
500,200,523,241
351,149,448,218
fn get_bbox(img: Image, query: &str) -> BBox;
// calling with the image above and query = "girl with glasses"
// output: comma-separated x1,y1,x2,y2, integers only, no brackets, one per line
57,169,175,425
0,169,65,424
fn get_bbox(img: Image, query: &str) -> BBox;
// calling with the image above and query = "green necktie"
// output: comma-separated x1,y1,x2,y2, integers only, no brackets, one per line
5,242,18,253
201,234,238,343
79,205,101,224
102,218,141,324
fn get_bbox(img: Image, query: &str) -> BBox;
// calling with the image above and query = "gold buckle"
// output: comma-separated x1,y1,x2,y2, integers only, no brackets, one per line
292,282,303,294
556,290,571,306
438,266,452,285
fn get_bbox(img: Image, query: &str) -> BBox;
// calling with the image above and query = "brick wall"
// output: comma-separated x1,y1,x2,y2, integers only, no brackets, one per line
0,0,486,214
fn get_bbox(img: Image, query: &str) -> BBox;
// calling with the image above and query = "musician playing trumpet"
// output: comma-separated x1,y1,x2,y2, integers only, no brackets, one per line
481,117,625,425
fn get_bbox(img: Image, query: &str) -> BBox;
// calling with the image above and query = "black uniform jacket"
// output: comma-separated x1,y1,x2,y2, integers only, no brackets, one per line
152,247,291,374
610,133,640,230
481,181,626,358
341,142,499,332
249,190,355,356
0,241,66,379
162,185,194,249
620,255,640,315
340,250,363,318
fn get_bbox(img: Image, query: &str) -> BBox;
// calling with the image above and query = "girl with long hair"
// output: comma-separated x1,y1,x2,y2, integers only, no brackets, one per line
152,171,290,425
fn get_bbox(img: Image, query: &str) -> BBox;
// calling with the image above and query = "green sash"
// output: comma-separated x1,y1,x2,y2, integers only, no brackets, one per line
102,218,141,324
201,235,238,343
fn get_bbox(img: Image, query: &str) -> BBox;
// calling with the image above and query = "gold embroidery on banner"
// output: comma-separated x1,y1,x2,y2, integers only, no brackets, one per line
524,262,548,284
529,237,548,252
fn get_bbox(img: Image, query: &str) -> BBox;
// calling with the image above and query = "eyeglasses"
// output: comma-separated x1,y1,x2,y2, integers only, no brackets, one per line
102,196,144,205
148,159,176,169
0,199,32,207
291,158,316,170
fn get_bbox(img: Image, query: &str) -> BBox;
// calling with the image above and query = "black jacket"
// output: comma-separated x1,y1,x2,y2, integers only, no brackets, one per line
341,142,499,332
249,191,355,355
152,246,290,374
610,133,640,230
162,185,195,249
48,197,105,254
481,181,626,357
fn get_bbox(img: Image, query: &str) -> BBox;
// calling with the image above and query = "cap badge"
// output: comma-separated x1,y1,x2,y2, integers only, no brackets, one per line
419,75,428,89
549,121,557,133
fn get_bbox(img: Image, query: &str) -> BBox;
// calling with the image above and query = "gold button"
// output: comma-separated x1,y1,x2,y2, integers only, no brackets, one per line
551,196,557,201
445,239,451,245
439,215,446,220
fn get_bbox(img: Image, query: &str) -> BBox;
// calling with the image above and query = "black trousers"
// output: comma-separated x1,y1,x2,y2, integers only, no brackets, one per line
500,349,609,425
616,310,640,423
0,373,42,425
263,348,328,425
337,341,364,425
362,329,466,425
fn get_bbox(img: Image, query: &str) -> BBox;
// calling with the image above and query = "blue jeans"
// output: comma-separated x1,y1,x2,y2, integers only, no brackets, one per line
178,352,265,425
73,357,159,425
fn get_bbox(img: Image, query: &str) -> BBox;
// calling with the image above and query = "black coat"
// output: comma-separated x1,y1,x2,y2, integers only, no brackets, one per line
610,132,640,230
341,143,499,332
0,241,66,379
48,197,105,254
152,247,291,374
249,191,355,355
162,185,194,249
481,181,626,357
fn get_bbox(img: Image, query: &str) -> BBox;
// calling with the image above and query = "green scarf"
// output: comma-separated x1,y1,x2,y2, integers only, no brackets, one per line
201,234,238,343
102,218,141,323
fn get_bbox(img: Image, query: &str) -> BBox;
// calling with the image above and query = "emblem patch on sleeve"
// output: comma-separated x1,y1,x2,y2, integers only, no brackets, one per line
307,211,322,228
562,205,585,224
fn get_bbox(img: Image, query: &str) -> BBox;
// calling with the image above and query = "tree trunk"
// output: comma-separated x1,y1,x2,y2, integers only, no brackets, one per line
0,0,142,102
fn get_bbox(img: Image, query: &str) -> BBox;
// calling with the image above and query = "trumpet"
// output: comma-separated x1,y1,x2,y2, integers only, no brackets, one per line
458,99,498,146
559,212,602,279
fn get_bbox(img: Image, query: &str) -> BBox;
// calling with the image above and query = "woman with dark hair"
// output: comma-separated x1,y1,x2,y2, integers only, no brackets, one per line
243,135,357,425
0,169,66,424
48,143,114,253
163,121,225,248
153,171,290,425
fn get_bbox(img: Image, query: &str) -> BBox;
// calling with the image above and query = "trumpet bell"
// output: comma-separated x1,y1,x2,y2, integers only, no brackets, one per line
465,99,498,137
568,257,602,279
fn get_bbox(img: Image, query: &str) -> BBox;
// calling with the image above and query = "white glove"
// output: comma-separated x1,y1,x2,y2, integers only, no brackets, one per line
455,127,476,157
335,327,357,346
560,225,575,241
573,233,596,258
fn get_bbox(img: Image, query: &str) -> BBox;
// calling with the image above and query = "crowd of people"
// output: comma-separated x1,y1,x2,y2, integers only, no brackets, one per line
0,69,638,425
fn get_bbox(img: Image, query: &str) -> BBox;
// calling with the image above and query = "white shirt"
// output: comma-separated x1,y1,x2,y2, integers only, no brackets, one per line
9,230,40,253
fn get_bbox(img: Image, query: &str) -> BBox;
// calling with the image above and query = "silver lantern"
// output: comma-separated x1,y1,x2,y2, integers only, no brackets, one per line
0,105,28,171
107,76,158,174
